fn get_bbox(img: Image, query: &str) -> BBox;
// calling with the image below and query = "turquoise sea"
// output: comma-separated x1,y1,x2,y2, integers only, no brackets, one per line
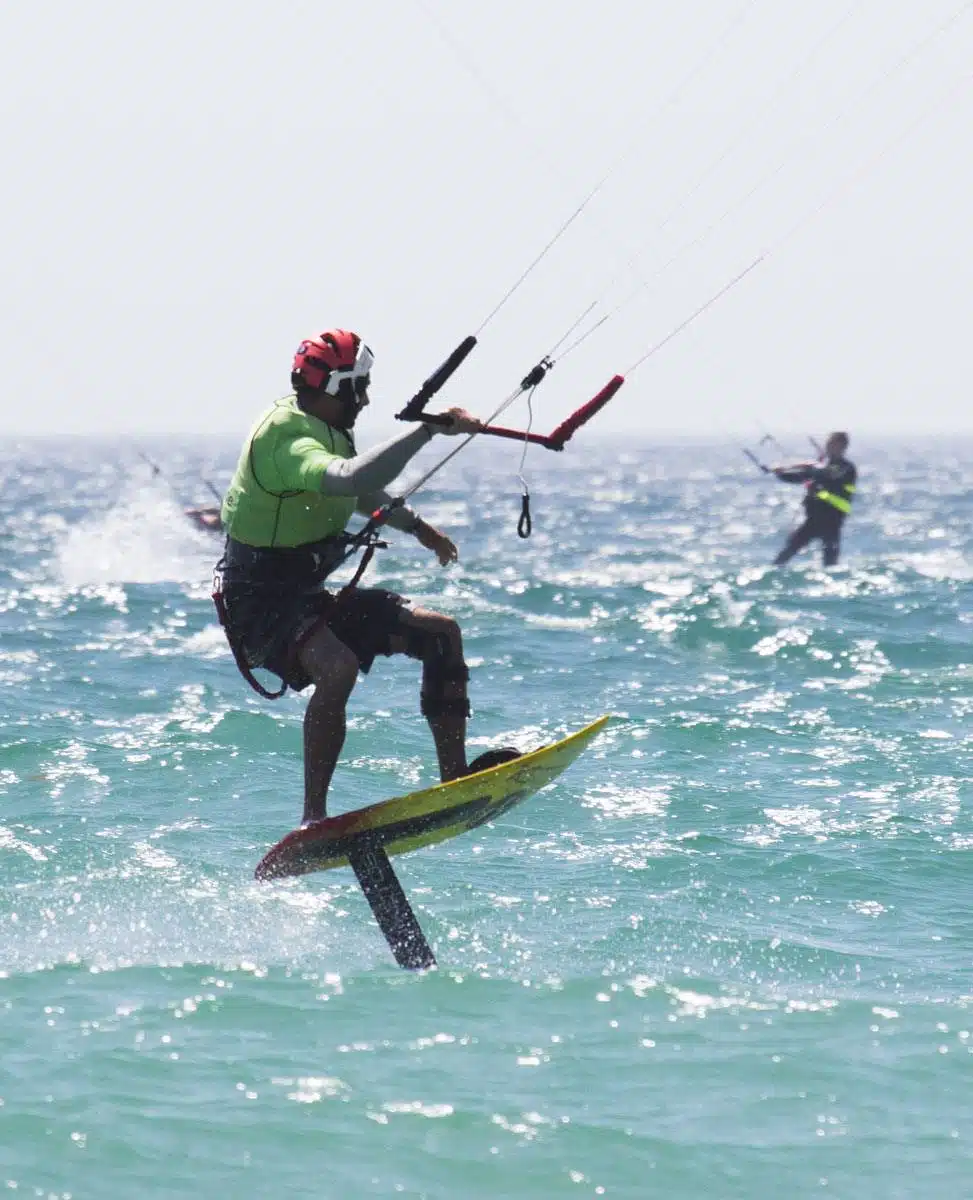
1,434,971,1198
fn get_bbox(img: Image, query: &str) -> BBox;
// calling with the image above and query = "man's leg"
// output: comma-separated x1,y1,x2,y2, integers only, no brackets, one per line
774,519,816,566
822,531,841,567
391,608,470,783
295,622,360,823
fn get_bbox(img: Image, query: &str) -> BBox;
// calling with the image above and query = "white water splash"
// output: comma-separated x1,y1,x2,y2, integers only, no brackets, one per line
56,476,218,585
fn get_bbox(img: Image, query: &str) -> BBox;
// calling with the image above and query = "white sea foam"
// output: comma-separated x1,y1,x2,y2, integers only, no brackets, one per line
56,476,217,586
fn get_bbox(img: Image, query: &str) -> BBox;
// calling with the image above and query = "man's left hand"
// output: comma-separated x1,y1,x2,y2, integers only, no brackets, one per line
438,407,483,436
415,520,459,566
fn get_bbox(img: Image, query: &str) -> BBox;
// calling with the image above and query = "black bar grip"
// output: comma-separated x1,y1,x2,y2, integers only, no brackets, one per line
396,335,478,421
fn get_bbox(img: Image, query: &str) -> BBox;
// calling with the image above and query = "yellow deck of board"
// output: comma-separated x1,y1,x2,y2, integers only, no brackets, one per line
256,715,610,878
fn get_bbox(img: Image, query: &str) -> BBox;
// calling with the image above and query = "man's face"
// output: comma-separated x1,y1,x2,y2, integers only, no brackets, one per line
345,386,370,427
825,435,846,458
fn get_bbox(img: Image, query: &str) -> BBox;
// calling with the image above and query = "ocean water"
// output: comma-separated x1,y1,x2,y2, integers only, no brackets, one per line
1,433,971,1199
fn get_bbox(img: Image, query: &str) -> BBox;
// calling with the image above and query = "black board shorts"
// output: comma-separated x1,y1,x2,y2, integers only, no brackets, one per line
219,541,408,692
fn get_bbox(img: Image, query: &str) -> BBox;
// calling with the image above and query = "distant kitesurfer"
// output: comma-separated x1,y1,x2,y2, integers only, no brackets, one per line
185,506,223,534
772,431,857,567
136,449,225,534
215,328,518,824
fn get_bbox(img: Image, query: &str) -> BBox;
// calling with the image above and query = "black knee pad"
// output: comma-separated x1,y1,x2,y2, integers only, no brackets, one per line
420,691,471,720
420,660,471,720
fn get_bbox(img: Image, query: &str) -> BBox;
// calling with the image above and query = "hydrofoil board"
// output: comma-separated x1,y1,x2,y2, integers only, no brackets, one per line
254,715,609,968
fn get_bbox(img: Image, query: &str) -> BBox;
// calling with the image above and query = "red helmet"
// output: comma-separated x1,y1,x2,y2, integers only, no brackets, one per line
291,329,374,394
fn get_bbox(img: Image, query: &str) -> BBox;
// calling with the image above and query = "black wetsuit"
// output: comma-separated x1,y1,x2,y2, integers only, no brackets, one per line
773,456,857,567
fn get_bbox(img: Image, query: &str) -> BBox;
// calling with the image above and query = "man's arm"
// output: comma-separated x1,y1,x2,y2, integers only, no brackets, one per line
318,426,437,496
773,463,815,484
355,488,422,532
273,425,435,497
355,490,458,564
280,408,481,498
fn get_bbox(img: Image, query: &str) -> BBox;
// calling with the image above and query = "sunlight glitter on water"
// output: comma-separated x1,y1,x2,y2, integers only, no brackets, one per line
2,437,973,1198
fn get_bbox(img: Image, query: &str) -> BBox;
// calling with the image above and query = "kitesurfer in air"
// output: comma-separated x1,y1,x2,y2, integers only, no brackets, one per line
771,431,857,567
215,328,517,824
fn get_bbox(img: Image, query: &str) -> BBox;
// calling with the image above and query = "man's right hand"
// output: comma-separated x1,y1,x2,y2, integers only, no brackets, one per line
438,407,483,436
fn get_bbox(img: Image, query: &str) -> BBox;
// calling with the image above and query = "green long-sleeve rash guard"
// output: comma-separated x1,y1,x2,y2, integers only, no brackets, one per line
221,394,432,549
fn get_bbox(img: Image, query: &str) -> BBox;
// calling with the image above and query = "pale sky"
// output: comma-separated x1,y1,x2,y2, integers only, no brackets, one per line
1,0,970,438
